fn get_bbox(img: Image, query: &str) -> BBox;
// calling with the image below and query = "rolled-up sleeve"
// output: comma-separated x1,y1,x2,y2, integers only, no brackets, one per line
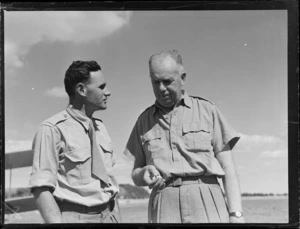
124,122,146,167
28,123,60,191
211,105,240,155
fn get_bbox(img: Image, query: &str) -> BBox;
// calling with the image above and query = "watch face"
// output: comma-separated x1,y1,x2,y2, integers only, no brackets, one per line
236,212,242,217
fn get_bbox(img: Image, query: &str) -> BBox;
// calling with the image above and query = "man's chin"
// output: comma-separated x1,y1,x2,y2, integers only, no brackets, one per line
158,101,174,108
96,105,107,111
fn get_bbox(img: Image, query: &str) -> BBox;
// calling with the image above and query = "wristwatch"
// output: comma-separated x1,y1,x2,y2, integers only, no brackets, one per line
229,211,243,218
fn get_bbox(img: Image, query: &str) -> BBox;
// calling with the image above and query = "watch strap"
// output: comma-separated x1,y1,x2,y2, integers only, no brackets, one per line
229,211,243,218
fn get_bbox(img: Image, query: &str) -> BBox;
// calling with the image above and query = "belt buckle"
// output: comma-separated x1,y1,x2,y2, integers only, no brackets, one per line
172,177,182,187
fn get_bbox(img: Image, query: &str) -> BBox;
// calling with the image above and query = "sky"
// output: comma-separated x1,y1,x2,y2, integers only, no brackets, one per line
4,10,288,194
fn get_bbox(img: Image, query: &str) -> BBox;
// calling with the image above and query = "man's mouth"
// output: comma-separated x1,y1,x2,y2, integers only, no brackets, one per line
161,94,170,99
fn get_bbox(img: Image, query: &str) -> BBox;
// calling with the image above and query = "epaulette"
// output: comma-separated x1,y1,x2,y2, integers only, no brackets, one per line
137,105,155,120
190,95,214,105
43,110,70,126
93,117,103,123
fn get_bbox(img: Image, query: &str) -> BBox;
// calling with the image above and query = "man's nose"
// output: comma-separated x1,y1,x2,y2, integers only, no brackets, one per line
105,88,111,96
158,82,166,92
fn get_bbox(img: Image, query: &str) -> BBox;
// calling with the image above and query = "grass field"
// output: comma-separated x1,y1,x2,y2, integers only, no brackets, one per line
4,196,288,224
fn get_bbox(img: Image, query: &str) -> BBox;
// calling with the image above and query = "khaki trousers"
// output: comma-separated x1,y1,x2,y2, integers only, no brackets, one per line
148,177,229,223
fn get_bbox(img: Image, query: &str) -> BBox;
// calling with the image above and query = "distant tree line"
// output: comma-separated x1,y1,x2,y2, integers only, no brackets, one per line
241,193,288,197
5,187,31,198
5,186,287,199
118,184,150,199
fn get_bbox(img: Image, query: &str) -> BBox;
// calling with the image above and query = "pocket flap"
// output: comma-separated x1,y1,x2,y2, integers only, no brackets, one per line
99,141,113,153
141,129,162,145
64,147,91,162
182,122,210,134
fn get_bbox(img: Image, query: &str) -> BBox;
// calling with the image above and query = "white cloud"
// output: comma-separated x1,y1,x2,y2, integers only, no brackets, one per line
44,86,68,98
260,149,287,158
238,133,281,144
5,11,133,75
234,133,288,159
235,133,286,152
5,140,32,153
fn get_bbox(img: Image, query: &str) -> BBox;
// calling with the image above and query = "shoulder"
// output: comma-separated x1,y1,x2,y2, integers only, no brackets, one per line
188,95,217,117
189,95,214,105
42,110,70,126
137,104,155,121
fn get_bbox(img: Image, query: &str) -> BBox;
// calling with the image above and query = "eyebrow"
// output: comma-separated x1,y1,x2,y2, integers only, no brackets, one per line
151,77,174,81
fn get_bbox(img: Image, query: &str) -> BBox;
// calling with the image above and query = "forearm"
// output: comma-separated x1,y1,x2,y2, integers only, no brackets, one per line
132,167,148,186
222,166,243,213
32,187,62,223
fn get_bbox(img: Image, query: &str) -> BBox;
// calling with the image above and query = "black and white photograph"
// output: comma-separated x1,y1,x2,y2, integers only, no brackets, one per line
1,1,298,226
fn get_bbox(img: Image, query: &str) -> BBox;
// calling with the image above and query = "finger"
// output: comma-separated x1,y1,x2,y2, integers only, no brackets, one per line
147,169,161,181
152,178,165,190
148,178,159,189
147,165,160,176
150,174,162,181
145,176,156,186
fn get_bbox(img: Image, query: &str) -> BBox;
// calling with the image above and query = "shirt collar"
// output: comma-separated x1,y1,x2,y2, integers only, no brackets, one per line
182,91,192,108
152,90,191,115
66,104,92,131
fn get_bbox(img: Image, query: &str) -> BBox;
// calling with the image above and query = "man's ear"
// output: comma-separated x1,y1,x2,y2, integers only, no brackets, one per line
75,83,86,97
181,72,186,86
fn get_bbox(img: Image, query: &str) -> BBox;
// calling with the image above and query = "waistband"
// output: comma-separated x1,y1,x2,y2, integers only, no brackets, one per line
165,175,218,187
56,198,115,214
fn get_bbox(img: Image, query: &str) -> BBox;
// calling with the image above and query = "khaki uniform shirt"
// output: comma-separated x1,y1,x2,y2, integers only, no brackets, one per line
124,92,240,179
28,105,118,207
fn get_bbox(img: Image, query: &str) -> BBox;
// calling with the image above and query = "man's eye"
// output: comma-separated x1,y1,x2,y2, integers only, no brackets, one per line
99,85,106,90
163,80,172,85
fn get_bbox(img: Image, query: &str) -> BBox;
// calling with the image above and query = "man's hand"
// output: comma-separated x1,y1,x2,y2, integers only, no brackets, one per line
132,164,165,190
142,165,165,190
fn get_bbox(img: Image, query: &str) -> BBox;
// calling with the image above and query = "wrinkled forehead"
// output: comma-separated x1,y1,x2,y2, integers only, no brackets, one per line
150,56,180,74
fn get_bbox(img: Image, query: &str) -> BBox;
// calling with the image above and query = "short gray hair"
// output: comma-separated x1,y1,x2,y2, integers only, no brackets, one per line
149,49,183,68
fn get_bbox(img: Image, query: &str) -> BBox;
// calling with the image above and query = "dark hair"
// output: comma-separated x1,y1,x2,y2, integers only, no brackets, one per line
64,60,101,97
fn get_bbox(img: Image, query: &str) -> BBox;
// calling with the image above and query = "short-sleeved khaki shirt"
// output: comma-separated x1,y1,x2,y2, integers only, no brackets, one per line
28,105,118,207
124,92,240,179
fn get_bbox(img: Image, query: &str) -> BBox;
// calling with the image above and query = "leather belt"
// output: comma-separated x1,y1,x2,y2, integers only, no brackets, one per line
165,175,218,187
56,198,115,214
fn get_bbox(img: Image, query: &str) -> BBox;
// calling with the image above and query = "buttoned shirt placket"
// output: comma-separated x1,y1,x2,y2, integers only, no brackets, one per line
159,103,185,176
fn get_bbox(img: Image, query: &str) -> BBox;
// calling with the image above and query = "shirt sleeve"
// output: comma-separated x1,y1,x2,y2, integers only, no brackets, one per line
123,122,146,167
28,123,60,191
211,104,240,154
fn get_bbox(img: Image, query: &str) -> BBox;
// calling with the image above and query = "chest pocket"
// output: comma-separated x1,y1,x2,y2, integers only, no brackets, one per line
141,129,163,158
99,141,115,169
63,147,91,185
99,140,113,153
182,122,212,152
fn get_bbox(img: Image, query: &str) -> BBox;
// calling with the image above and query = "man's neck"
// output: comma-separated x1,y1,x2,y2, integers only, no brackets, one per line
69,100,93,118
155,93,184,114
